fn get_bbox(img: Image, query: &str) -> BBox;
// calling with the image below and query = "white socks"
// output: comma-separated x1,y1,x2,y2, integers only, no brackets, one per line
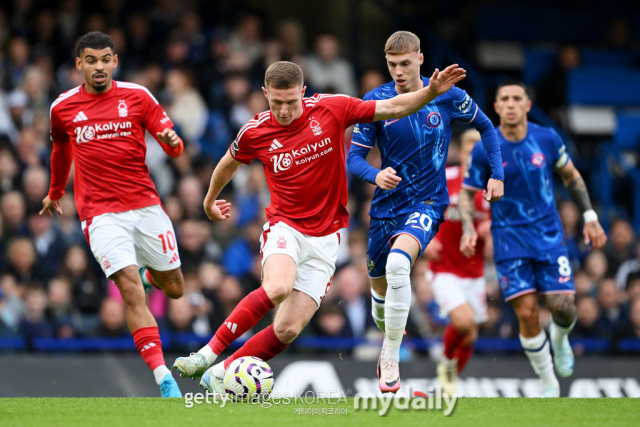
550,318,577,349
371,289,386,333
383,250,412,362
520,330,558,387
153,365,171,385
198,344,218,366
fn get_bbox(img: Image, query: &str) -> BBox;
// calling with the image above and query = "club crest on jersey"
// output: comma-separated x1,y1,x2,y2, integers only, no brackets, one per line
277,237,287,249
309,117,322,136
500,276,509,291
271,152,293,173
427,112,442,128
531,152,546,168
118,100,128,117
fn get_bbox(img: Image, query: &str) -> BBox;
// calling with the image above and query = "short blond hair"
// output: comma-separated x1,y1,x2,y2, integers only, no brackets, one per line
384,31,420,55
264,61,304,89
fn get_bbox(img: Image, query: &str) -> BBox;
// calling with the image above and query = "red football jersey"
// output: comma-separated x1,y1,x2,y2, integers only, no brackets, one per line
230,94,376,236
430,166,491,278
49,81,181,221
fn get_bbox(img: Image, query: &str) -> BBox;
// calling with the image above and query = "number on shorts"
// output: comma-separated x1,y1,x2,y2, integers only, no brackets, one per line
405,212,433,232
319,275,334,304
158,231,176,254
557,256,571,277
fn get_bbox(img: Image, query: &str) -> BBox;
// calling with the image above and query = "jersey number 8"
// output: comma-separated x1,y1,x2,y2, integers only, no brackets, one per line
557,256,571,277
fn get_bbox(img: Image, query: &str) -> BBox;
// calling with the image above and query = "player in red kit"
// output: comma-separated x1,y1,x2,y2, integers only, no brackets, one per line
173,60,467,393
425,129,491,395
40,32,184,397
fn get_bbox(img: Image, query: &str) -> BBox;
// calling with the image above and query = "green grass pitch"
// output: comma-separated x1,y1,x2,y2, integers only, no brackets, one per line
1,397,638,427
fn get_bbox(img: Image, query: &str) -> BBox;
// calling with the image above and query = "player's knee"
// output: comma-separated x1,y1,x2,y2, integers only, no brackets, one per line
516,305,538,328
163,283,184,299
452,316,475,335
263,281,292,305
547,295,576,325
385,250,411,283
274,320,302,343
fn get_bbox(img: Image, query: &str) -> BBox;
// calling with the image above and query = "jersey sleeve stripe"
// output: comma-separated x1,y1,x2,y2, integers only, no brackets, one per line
50,86,81,115
351,141,373,149
461,183,484,191
236,115,270,142
117,81,160,104
464,105,479,124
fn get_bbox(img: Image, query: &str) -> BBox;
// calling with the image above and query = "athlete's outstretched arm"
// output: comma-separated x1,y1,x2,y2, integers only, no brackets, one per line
203,150,243,221
557,159,607,249
458,187,478,258
373,65,466,122
469,109,504,201
41,138,73,217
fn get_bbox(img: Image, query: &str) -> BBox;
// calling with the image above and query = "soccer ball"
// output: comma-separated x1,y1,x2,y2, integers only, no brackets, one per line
223,356,274,402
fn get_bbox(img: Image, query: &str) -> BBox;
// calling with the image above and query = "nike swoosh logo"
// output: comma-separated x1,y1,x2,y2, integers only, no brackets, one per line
384,119,400,126
391,286,402,289
385,378,400,387
503,162,508,167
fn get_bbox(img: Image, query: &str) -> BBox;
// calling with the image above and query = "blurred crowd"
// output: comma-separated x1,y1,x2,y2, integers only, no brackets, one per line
0,0,639,355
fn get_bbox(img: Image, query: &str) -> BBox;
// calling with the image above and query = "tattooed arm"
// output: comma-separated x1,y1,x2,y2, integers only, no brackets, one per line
458,187,479,258
557,159,607,250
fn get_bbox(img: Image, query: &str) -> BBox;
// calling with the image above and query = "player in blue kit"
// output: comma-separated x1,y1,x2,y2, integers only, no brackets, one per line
347,31,504,393
460,79,607,397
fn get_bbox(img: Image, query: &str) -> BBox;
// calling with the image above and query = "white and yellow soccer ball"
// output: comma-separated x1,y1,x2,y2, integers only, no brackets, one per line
223,356,274,402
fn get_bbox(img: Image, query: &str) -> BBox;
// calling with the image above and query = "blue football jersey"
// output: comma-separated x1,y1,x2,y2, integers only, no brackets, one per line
463,122,570,262
352,77,479,219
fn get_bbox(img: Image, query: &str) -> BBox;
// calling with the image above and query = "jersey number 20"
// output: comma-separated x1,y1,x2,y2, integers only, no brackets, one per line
405,212,433,232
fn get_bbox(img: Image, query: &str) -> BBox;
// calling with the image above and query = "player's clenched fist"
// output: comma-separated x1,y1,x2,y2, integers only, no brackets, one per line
204,198,232,221
375,167,402,190
156,128,180,147
482,178,504,202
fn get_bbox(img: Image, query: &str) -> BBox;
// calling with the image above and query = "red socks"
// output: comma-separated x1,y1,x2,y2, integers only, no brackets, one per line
443,324,475,373
223,324,289,369
144,269,159,289
443,324,465,360
208,287,275,355
455,344,473,373
133,326,165,371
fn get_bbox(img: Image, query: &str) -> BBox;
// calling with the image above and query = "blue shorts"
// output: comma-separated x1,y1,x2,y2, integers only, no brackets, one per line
495,245,575,302
367,204,445,278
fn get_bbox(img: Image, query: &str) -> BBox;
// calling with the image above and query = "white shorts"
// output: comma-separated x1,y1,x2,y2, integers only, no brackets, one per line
259,221,339,308
432,273,488,324
81,204,181,278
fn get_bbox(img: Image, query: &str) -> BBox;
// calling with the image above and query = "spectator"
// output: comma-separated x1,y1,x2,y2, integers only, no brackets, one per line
558,200,585,265
63,245,102,314
46,277,81,338
332,265,375,337
603,219,635,276
0,274,25,332
1,191,27,237
572,296,608,338
19,286,54,347
305,33,357,96
615,298,640,340
92,297,128,337
22,166,49,212
597,278,628,330
359,69,385,97
313,303,351,338
165,68,208,144
229,15,264,67
7,237,39,284
165,297,195,333
27,211,67,279
616,240,640,290
0,144,20,194
535,44,580,124
584,250,608,283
